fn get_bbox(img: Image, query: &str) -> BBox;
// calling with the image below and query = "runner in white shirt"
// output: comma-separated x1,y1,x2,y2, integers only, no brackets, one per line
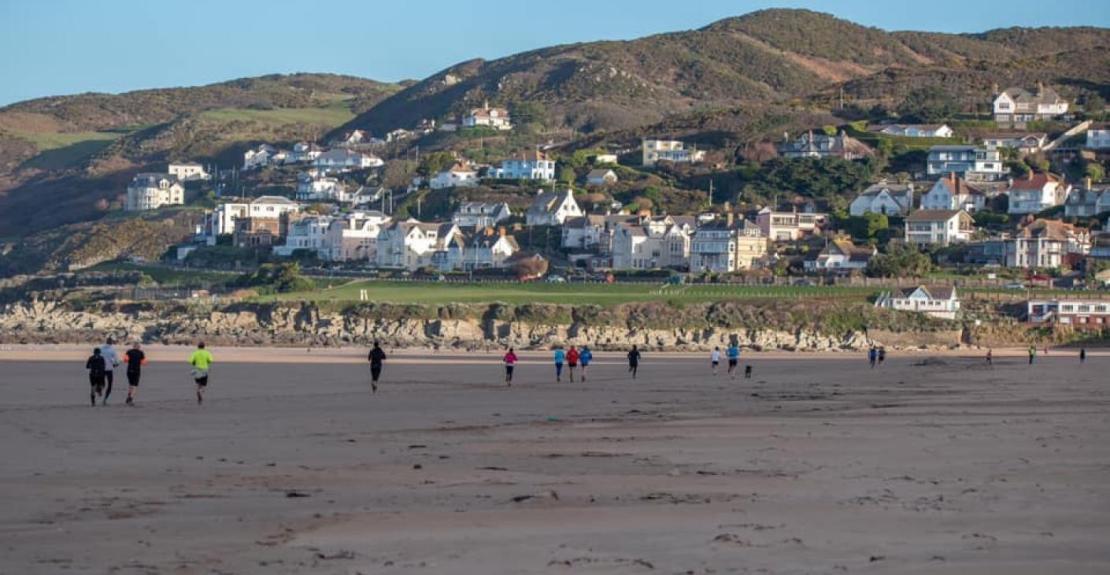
710,347,721,376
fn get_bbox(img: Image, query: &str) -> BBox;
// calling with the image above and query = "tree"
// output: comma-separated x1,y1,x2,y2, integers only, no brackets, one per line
1085,162,1105,183
1085,93,1105,117
843,213,889,241
897,86,958,123
866,243,933,278
417,151,456,177
558,166,577,185
514,254,548,280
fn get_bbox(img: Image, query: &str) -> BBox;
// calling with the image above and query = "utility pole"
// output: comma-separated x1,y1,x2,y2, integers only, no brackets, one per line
708,179,714,207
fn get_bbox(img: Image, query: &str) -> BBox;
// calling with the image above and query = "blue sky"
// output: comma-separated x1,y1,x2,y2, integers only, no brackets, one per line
1,0,1108,106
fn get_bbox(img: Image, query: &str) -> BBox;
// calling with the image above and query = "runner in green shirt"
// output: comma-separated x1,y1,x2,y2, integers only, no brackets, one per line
188,342,214,404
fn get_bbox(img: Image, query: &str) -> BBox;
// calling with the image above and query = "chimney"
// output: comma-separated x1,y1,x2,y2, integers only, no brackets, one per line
498,226,506,237
726,212,735,228
1086,176,1092,190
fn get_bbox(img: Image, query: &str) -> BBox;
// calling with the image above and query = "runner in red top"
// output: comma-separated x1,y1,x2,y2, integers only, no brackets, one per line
566,346,580,383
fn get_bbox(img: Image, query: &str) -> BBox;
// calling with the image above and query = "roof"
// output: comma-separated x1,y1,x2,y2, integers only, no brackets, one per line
586,168,616,178
252,195,297,205
896,285,955,300
929,145,977,152
130,173,179,186
934,174,985,197
527,189,574,216
905,209,965,222
859,180,913,198
1009,172,1063,190
1000,86,1065,105
1016,219,1087,241
506,150,548,163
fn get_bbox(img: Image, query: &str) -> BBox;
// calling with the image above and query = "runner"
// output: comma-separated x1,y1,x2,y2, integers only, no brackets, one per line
726,343,740,379
503,347,518,386
367,341,386,393
627,345,641,379
579,345,593,382
122,342,146,406
1028,345,1036,365
98,337,121,406
986,348,993,366
868,346,878,369
566,346,580,383
553,346,566,382
710,346,721,376
878,347,886,366
85,348,106,407
188,342,214,405
1079,347,1087,363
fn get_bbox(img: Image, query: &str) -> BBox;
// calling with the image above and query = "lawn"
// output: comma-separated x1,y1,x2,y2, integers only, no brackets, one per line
199,101,355,128
262,280,881,306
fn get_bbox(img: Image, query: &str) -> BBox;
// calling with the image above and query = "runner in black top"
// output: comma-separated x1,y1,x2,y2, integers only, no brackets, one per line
123,343,146,406
86,348,106,406
627,345,641,380
368,341,387,393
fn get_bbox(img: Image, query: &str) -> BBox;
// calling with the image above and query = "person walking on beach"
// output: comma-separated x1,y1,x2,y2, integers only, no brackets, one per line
188,342,214,405
986,348,993,367
579,345,593,382
726,343,740,379
627,345,641,379
122,342,146,406
868,346,878,369
553,346,566,382
878,347,886,366
1028,345,1036,365
566,346,580,383
98,337,121,405
1079,347,1087,364
711,346,721,376
368,341,387,394
85,348,106,407
503,348,518,386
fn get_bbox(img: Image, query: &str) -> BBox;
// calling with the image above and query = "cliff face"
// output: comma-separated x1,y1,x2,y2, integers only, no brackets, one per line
0,299,962,351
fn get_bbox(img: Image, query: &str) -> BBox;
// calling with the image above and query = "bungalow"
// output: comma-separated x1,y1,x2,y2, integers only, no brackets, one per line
586,169,618,186
1003,219,1090,269
981,133,1048,154
442,227,520,271
314,149,383,171
494,150,555,181
804,239,876,272
904,209,975,247
920,174,987,212
993,85,1069,127
755,207,827,241
778,130,872,160
690,215,767,273
641,139,706,167
926,145,1006,181
875,124,954,138
462,101,512,130
1007,172,1070,215
876,285,960,319
525,189,583,226
168,162,209,181
849,180,914,217
1026,299,1110,329
126,173,185,211
451,202,512,228
430,163,479,189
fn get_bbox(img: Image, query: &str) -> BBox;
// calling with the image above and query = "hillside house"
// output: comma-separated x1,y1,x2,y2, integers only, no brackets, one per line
273,215,334,257
334,130,366,146
1026,299,1110,328
561,214,639,253
441,227,520,271
778,130,872,160
197,196,301,245
232,216,286,248
904,209,974,246
430,163,479,189
526,189,582,226
494,150,555,180
920,174,987,212
586,169,618,186
993,85,1069,127
1086,125,1110,149
926,146,1006,181
981,133,1048,154
376,220,461,270
591,153,619,165
1064,180,1110,217
804,239,876,272
168,162,209,181
756,207,827,241
875,124,954,138
690,215,767,273
314,149,383,172
1007,172,1070,215
849,180,914,217
126,173,185,211
324,211,391,262
289,142,324,163
1003,219,1090,269
451,202,512,228
641,139,706,167
610,216,696,270
243,144,280,170
462,101,512,130
876,286,960,319
296,171,347,202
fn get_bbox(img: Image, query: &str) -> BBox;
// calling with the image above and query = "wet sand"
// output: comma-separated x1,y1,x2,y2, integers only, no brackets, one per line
1,350,1108,574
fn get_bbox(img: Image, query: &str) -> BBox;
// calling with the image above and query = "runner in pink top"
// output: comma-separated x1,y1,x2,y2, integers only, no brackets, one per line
503,348,518,386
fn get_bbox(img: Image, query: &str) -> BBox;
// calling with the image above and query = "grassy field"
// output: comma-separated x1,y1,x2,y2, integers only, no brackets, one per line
262,280,882,306
199,101,355,128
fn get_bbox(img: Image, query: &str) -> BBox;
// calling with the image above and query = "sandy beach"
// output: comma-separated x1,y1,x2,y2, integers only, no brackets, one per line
1,349,1108,574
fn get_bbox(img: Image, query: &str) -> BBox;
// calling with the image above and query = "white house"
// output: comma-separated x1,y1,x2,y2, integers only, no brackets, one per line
323,211,390,262
494,151,555,181
125,173,185,211
560,214,639,253
981,133,1048,154
451,202,512,228
920,174,987,212
243,144,278,170
876,124,954,138
755,207,827,241
462,101,512,130
333,130,366,146
168,162,209,181
1064,181,1110,218
376,220,461,270
273,215,335,257
1007,172,1070,215
610,216,696,270
442,228,520,271
196,196,301,245
314,149,383,171
993,85,1069,127
876,285,960,319
849,180,914,217
926,146,1006,181
1086,126,1110,150
591,153,619,165
804,239,876,272
1026,299,1110,328
289,142,324,163
642,139,706,167
296,171,348,202
586,169,618,186
1002,219,1090,269
904,210,975,247
525,189,583,226
430,163,479,189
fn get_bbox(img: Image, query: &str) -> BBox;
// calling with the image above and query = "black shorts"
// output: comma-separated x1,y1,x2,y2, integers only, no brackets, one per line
712,360,720,366
728,359,738,367
89,374,105,388
127,371,141,386
195,376,209,387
